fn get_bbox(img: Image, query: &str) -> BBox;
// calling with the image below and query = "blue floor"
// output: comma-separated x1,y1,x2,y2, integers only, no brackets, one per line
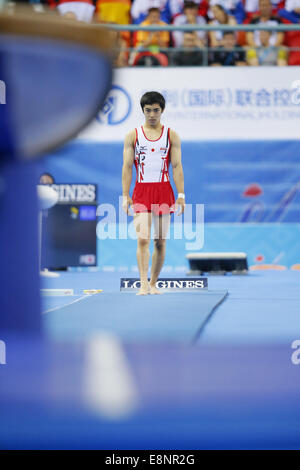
1,270,300,449
200,270,300,344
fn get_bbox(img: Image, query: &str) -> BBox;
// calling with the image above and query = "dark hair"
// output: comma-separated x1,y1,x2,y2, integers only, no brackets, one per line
213,4,228,21
39,172,55,184
148,7,160,14
183,1,198,10
214,4,226,12
223,30,235,37
140,91,165,111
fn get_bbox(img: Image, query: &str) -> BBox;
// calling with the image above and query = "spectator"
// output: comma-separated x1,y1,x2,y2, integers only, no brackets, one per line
39,173,55,185
247,29,288,64
135,7,170,51
114,32,130,67
208,0,245,24
209,4,237,47
209,30,246,64
130,7,170,64
172,31,204,64
245,0,285,19
131,0,172,24
278,0,300,65
278,0,300,22
172,1,207,47
169,0,208,19
246,0,284,47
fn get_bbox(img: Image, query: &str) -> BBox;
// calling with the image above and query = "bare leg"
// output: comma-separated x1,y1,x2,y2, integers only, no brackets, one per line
134,212,151,295
136,238,150,295
149,239,166,294
149,214,170,295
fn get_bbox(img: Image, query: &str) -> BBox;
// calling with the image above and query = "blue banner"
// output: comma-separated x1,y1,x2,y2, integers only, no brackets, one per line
42,139,300,223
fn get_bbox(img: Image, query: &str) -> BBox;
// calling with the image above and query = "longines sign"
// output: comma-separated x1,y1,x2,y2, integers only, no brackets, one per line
120,278,208,291
50,184,97,203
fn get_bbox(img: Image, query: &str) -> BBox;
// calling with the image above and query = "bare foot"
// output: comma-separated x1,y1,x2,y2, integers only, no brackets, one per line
136,283,149,296
149,283,163,295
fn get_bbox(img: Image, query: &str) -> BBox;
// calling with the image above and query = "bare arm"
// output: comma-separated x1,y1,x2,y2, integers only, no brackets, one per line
170,129,185,215
122,129,135,213
275,32,284,47
277,57,287,66
246,32,256,47
209,30,221,48
247,56,259,66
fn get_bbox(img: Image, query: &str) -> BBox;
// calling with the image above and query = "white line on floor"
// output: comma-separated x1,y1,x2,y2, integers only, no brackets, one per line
83,332,139,420
42,294,95,314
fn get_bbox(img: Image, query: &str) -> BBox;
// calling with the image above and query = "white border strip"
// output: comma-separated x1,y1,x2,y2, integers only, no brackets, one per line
41,289,74,296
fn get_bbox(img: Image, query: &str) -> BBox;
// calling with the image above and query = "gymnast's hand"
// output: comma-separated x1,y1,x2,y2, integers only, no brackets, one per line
175,197,185,216
122,194,133,215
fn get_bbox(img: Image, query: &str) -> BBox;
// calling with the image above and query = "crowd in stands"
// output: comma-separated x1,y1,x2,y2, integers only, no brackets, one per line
11,0,300,66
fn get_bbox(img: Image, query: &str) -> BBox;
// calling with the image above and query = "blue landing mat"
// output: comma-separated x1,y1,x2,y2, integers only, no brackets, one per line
41,270,300,344
44,290,228,342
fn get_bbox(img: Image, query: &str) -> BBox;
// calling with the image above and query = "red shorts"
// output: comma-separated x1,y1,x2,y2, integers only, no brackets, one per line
132,182,175,215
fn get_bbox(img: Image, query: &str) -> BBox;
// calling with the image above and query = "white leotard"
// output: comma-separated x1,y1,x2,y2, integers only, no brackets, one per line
134,125,171,183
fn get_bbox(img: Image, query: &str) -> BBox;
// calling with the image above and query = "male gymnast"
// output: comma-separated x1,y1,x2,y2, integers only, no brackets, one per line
122,91,185,295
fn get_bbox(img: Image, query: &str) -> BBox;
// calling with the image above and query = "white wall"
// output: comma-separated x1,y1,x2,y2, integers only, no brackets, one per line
78,66,300,141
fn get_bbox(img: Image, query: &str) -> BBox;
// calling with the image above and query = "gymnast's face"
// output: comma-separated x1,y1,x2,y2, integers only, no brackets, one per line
143,103,163,127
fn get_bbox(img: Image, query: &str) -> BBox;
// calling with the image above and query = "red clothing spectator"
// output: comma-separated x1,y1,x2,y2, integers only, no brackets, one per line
281,17,300,64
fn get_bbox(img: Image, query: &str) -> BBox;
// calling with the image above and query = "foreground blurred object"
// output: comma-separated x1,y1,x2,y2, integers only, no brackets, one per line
0,4,114,334
0,5,114,161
